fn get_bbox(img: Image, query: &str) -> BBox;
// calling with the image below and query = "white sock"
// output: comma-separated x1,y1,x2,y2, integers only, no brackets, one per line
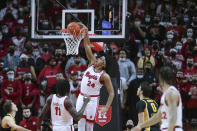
78,118,86,131
86,121,94,131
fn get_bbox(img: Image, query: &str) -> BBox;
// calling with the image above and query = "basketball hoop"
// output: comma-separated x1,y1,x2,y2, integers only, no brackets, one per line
60,28,87,55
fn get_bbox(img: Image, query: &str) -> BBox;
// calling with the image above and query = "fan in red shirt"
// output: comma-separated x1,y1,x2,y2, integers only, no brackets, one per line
184,57,197,82
37,57,65,89
40,44,53,64
181,38,195,60
19,72,40,113
1,69,22,105
68,55,87,81
19,108,38,131
131,0,146,17
166,16,185,41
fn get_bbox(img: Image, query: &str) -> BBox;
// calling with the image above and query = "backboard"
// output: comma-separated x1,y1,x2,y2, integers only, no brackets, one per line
31,0,127,42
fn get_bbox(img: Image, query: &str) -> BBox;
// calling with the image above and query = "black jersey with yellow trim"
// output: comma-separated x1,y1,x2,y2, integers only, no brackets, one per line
136,98,160,131
1,114,16,131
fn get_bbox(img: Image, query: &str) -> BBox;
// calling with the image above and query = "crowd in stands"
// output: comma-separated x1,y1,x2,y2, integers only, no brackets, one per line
0,0,197,131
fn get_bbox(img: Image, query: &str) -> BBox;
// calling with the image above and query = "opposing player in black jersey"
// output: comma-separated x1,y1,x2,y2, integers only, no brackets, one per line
136,81,160,131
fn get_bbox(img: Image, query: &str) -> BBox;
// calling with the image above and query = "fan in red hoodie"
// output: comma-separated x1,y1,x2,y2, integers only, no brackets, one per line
184,56,197,81
19,72,40,113
19,108,38,131
1,69,22,105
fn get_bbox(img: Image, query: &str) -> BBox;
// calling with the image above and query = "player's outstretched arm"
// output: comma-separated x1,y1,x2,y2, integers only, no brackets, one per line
81,24,96,65
101,73,114,113
65,97,90,121
37,95,52,130
165,90,179,131
131,107,162,131
4,117,31,131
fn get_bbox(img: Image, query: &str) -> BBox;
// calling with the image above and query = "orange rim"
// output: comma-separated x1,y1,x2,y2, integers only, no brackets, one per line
60,28,88,34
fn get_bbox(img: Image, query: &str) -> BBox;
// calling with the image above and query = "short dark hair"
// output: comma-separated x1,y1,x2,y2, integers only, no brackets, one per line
159,66,175,85
56,80,70,96
140,81,152,97
3,100,12,114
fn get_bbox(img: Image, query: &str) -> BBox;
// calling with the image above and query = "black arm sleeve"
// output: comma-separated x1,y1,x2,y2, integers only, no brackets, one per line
136,100,146,113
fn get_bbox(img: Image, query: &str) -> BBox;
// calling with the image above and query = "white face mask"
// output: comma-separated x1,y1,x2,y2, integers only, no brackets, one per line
18,19,24,24
119,58,126,61
24,27,28,33
137,75,144,79
167,34,174,39
19,8,24,12
145,17,150,22
41,81,47,86
135,21,141,26
2,28,8,34
175,45,182,51
33,51,39,56
187,32,193,37
8,75,14,80
136,0,142,5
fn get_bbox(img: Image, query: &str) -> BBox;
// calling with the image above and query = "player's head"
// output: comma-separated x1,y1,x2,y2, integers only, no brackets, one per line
137,81,152,98
159,66,175,87
56,79,70,96
95,52,106,70
3,100,18,114
22,108,31,119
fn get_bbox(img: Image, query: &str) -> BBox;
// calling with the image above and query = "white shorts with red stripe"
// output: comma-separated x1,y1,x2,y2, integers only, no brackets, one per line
52,125,74,131
161,126,183,131
76,93,99,123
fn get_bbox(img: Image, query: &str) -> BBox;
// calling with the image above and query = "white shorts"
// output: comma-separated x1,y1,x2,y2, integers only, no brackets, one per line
53,125,74,131
76,94,99,122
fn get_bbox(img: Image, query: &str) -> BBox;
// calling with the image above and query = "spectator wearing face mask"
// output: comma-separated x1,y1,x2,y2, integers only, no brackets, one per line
37,57,65,90
125,68,145,125
15,54,37,81
164,48,183,70
125,119,134,131
118,49,136,86
182,28,195,43
137,46,156,69
40,44,53,64
65,55,87,78
147,16,166,43
184,73,197,120
183,57,197,84
1,69,22,105
0,31,9,58
11,28,26,56
156,0,172,18
182,14,191,29
1,24,13,43
11,16,25,35
19,108,38,131
19,72,40,113
67,55,87,80
3,44,20,70
166,16,185,41
175,41,184,62
54,48,67,73
181,37,195,59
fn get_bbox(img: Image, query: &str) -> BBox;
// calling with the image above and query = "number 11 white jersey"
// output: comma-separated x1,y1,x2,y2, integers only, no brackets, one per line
51,94,73,126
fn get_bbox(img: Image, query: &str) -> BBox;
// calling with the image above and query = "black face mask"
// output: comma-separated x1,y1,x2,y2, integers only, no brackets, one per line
187,63,193,68
176,77,182,81
20,61,27,67
170,52,176,58
43,48,48,52
145,68,151,73
0,67,3,71
126,125,134,129
9,49,15,54
55,54,62,58
153,44,158,51
193,50,197,55
75,61,80,65
25,77,31,81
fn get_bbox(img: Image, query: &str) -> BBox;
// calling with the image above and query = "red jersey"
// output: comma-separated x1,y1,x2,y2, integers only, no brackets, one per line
21,83,39,106
185,84,197,108
40,53,53,63
1,79,22,104
19,116,38,131
184,67,197,79
37,64,64,88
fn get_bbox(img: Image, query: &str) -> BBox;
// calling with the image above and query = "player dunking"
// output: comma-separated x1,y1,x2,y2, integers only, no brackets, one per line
131,66,183,131
37,80,90,131
76,24,115,131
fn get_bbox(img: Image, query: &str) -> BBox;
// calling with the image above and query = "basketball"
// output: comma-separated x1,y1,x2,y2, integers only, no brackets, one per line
67,22,81,38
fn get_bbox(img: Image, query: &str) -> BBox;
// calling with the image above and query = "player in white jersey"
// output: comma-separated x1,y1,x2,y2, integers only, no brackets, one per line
76,23,115,131
131,66,183,131
37,80,90,131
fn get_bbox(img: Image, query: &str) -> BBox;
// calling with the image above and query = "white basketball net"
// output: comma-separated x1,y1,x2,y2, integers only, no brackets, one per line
61,29,86,55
